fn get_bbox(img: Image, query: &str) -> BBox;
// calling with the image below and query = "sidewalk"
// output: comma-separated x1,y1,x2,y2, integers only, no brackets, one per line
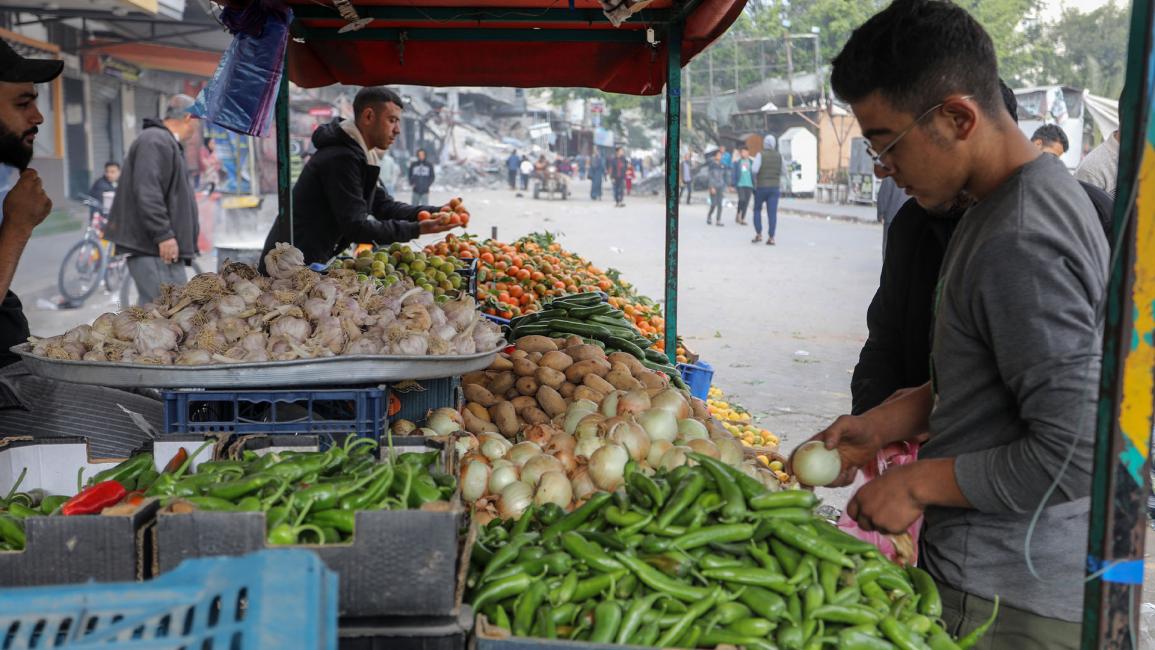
779,197,879,225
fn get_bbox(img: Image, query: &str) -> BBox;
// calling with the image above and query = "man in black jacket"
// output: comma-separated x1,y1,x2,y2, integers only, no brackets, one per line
408,148,435,206
850,80,1114,414
106,94,200,305
260,87,456,270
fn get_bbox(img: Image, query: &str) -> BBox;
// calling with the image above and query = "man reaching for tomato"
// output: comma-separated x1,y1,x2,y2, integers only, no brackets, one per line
259,86,463,272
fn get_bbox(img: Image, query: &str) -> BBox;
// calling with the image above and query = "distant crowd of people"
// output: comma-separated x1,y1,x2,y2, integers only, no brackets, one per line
505,146,649,207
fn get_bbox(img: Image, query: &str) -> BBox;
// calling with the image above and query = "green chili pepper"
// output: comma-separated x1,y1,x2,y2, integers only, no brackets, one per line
841,629,899,650
632,620,661,646
480,533,536,583
927,627,963,650
689,453,748,521
835,584,863,606
398,450,440,468
471,572,532,613
6,502,39,520
265,505,292,530
877,571,915,596
656,586,719,647
736,585,787,620
0,515,26,549
537,502,566,526
194,459,247,475
616,592,669,644
907,614,933,635
656,469,705,528
862,581,892,611
580,530,627,551
804,582,825,618
627,471,667,509
701,567,793,595
812,603,884,625
310,509,356,535
772,520,855,568
778,622,805,650
551,571,579,606
642,551,695,578
619,512,654,539
615,552,710,602
267,522,326,545
701,628,779,650
907,566,942,617
728,617,776,637
89,453,154,488
543,492,610,540
701,553,746,570
880,616,933,650
955,596,998,650
206,474,278,501
571,570,628,602
747,507,816,523
812,518,883,555
486,604,511,630
604,505,649,528
749,489,819,511
713,600,754,624
790,554,818,586
820,561,842,601
667,523,755,551
551,602,579,626
340,465,395,511
788,592,803,623
181,496,238,511
589,601,623,643
513,581,548,636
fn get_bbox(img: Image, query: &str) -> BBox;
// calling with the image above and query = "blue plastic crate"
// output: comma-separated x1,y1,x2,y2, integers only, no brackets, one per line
0,549,337,649
163,386,389,444
677,360,714,401
482,313,510,326
390,377,462,426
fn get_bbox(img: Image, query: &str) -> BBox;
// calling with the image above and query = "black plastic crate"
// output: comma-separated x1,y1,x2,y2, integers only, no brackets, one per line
390,378,462,426
339,611,472,650
162,386,389,445
454,257,479,299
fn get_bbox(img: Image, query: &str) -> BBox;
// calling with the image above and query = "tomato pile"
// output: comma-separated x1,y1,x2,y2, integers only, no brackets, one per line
424,232,667,338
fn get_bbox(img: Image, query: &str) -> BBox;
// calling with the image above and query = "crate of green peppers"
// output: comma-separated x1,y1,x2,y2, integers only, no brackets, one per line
154,435,470,618
0,437,196,587
469,453,996,650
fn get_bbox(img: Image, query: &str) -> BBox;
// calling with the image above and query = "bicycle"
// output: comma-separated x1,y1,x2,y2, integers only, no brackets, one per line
57,197,129,305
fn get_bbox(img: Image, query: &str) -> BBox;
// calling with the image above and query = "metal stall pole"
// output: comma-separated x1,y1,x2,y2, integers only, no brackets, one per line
275,57,294,245
1081,2,1155,646
663,20,683,363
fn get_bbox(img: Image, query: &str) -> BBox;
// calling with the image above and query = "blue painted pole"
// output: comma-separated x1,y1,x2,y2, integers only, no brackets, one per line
663,21,683,364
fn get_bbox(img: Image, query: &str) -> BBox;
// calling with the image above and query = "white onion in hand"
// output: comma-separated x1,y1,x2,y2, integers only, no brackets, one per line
792,441,841,486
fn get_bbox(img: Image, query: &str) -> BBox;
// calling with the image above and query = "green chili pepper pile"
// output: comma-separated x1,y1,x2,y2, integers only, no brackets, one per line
153,437,456,546
467,453,996,649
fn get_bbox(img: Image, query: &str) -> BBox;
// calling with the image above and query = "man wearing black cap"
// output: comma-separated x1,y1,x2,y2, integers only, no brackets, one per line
106,94,200,305
0,41,61,367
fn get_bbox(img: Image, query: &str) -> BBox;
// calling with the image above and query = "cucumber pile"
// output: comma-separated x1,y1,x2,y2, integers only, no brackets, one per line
507,293,686,389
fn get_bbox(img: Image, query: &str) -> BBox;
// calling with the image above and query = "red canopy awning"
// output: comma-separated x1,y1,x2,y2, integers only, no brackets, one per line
285,0,745,94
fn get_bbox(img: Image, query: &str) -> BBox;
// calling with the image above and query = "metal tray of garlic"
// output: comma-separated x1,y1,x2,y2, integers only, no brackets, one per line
14,243,506,388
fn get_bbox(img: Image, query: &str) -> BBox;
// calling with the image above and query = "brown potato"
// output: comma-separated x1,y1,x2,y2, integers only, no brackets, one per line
564,335,584,349
637,369,668,390
519,406,551,425
488,372,516,396
465,402,491,423
516,376,540,396
510,349,529,360
690,397,710,420
559,382,577,399
608,351,647,378
567,344,607,362
513,357,538,377
487,355,514,372
535,366,566,390
489,401,520,437
564,358,612,383
505,388,521,400
540,351,575,372
536,385,567,417
464,409,498,435
511,395,538,411
529,351,545,364
583,374,616,395
573,386,604,403
463,383,498,407
515,335,558,353
606,364,643,391
552,338,569,349
462,370,489,387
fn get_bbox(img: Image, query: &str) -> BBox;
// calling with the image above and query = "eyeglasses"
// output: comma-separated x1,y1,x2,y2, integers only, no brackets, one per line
864,96,972,172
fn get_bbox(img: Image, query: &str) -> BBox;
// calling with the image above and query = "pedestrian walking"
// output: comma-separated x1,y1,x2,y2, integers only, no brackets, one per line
197,138,220,190
589,150,605,200
106,94,200,305
705,149,726,226
408,148,435,205
505,149,520,189
733,147,754,225
751,134,782,244
519,156,532,191
624,163,635,196
377,152,400,195
609,147,629,207
680,153,693,204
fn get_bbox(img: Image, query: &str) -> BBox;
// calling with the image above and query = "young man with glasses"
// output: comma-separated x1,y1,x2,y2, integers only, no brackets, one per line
810,1,1107,647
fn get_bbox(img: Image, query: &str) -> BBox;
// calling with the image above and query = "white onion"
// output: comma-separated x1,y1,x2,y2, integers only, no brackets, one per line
460,460,490,503
600,390,624,417
687,438,720,459
570,467,598,500
391,419,417,435
792,441,842,487
575,414,605,440
554,448,577,474
474,509,497,527
677,418,709,441
659,446,691,471
565,400,599,434
716,437,745,467
607,419,651,463
522,454,564,486
589,443,630,491
647,440,674,467
455,434,479,460
418,427,439,437
616,390,652,416
498,481,534,520
480,434,513,461
488,463,520,494
651,389,691,419
549,432,576,455
509,441,543,467
534,471,573,508
427,408,464,435
575,435,605,460
637,408,678,443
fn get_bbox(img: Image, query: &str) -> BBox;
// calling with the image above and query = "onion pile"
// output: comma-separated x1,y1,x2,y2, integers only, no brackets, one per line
28,243,504,365
456,335,785,520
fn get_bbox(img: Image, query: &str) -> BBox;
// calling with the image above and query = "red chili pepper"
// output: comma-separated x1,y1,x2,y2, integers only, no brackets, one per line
61,480,127,516
163,447,189,474
124,490,146,506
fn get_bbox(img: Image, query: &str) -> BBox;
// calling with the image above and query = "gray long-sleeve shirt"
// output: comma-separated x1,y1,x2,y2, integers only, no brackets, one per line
920,153,1108,622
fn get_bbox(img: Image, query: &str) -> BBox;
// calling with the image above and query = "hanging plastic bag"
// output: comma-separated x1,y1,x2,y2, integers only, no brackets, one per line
836,440,922,565
192,6,292,137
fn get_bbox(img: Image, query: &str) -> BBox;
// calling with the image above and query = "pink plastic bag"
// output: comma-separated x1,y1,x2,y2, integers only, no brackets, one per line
836,441,922,565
